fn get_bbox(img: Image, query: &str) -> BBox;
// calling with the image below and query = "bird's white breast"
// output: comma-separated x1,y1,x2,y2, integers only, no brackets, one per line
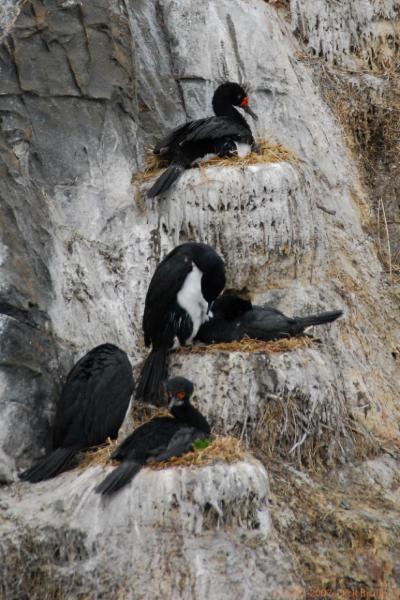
177,263,208,343
235,142,252,158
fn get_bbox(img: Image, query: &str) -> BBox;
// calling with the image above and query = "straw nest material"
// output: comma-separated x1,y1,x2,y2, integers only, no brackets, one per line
179,336,314,355
147,436,247,470
133,138,299,188
78,434,246,471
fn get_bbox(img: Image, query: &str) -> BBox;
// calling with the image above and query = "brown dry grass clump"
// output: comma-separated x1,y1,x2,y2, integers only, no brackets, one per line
78,403,172,469
319,65,400,280
78,433,246,472
148,436,246,470
248,393,378,470
270,461,400,594
179,336,313,355
133,138,299,188
78,438,119,469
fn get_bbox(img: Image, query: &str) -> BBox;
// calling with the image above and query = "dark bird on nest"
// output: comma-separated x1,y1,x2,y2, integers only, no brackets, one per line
196,293,343,344
95,376,211,496
147,82,258,198
136,242,225,405
19,344,134,483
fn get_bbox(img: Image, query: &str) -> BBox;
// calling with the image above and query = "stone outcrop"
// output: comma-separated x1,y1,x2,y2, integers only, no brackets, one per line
0,0,399,597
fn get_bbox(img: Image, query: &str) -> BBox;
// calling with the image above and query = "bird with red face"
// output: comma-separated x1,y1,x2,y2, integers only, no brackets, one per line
147,82,258,198
95,377,210,496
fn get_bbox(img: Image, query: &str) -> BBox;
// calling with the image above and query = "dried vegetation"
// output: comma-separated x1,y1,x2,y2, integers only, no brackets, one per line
148,436,247,470
239,389,378,471
319,65,400,282
271,461,400,595
133,138,299,187
78,403,246,473
179,335,313,355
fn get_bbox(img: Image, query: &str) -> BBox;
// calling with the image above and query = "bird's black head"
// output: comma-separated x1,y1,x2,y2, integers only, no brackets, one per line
166,376,194,409
192,245,226,305
211,293,253,320
212,82,258,121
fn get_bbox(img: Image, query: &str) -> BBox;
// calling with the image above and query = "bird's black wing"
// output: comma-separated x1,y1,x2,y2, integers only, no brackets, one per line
111,417,179,461
143,246,194,346
240,307,296,341
151,426,208,463
52,351,93,448
211,294,253,320
53,345,134,449
182,116,252,143
154,116,252,154
154,122,196,154
195,317,238,344
83,347,135,445
196,306,294,344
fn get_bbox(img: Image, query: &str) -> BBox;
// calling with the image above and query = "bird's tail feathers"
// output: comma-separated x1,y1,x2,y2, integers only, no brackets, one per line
95,461,142,496
147,164,185,198
295,310,343,330
19,446,80,483
135,348,168,405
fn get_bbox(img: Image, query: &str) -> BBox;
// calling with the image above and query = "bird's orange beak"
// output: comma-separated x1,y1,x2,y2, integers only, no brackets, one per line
240,97,258,121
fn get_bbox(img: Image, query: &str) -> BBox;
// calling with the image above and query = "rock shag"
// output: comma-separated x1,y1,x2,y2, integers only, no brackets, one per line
196,293,343,344
19,344,134,483
95,377,211,496
136,242,225,405
148,82,258,198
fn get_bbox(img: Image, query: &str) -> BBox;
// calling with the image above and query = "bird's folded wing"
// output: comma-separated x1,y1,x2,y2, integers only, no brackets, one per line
143,247,194,343
154,116,250,153
183,116,249,142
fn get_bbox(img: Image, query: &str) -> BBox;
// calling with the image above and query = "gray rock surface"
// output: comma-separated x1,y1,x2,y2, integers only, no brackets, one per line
1,460,304,600
290,0,399,68
0,0,399,597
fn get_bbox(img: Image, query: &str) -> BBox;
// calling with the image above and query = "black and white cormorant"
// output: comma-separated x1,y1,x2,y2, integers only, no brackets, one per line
136,242,225,405
148,82,258,198
95,376,211,496
19,343,134,483
196,293,343,344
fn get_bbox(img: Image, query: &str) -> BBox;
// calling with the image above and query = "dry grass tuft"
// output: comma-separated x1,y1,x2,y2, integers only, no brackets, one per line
78,404,173,469
179,336,314,355
197,138,299,168
270,461,400,593
78,438,119,469
133,138,299,188
77,425,246,472
242,391,378,470
147,435,247,470
319,65,400,280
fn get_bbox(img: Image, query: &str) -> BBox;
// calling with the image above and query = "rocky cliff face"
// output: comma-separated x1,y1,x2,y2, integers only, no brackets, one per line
1,0,399,598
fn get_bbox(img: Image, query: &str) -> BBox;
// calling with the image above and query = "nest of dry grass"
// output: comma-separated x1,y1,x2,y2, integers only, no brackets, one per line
78,433,246,472
78,438,119,469
133,138,298,188
179,336,313,355
148,436,246,470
